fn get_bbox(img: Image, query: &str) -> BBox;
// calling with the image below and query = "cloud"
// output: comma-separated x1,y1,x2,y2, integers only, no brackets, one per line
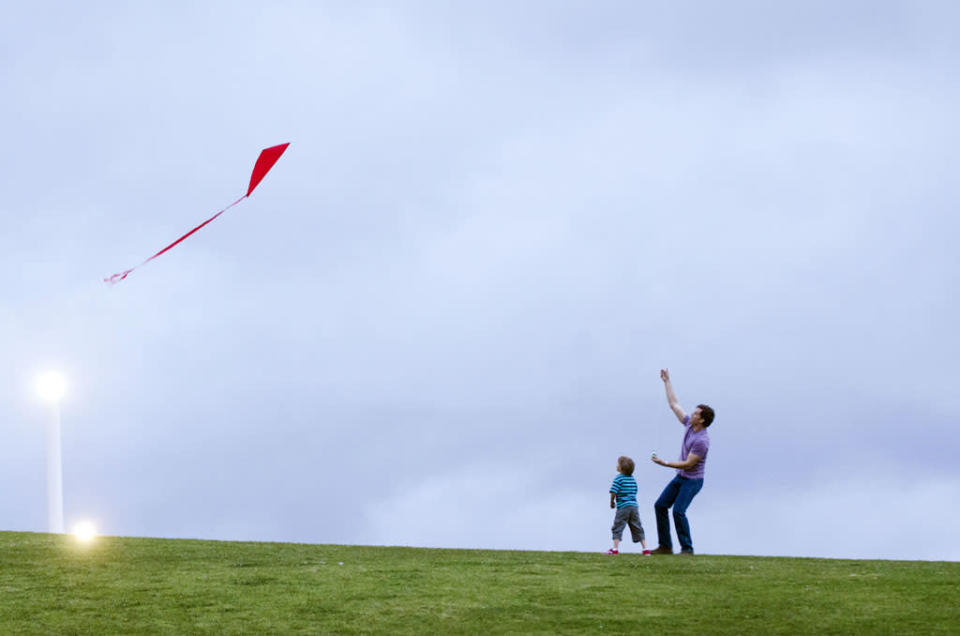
695,471,960,561
360,460,605,551
1,2,958,562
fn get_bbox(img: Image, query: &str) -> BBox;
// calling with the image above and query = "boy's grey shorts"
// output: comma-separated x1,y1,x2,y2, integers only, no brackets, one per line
611,505,645,542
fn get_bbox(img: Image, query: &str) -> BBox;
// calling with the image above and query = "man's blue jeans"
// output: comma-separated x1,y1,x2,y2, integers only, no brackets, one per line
655,475,704,553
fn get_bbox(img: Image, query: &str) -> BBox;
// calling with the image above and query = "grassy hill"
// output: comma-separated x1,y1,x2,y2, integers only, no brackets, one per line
1,531,957,634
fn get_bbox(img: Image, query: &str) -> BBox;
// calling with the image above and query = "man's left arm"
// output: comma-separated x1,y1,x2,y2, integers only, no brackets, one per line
652,453,702,470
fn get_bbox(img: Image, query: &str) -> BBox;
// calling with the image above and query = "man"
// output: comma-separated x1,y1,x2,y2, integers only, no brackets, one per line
650,369,714,555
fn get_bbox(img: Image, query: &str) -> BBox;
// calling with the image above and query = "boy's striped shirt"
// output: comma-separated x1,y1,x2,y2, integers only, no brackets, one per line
610,474,638,508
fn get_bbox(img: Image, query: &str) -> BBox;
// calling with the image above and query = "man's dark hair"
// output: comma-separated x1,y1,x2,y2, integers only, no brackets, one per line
698,404,715,427
618,456,635,476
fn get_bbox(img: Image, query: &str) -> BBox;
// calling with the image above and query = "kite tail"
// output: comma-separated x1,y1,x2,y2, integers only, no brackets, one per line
103,195,247,284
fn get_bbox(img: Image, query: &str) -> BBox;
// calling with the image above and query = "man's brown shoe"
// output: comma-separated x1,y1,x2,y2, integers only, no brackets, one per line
650,546,674,555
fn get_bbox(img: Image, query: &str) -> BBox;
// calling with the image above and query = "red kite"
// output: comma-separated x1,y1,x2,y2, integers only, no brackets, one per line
104,142,290,284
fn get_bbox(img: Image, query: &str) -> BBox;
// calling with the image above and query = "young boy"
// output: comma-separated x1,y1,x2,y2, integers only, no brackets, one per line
607,455,650,555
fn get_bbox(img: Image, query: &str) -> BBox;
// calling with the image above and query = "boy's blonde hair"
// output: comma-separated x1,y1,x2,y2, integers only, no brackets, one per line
617,456,635,476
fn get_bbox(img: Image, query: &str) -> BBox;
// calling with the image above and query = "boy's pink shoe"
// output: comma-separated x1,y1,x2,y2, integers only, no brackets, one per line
642,549,652,556
605,549,619,555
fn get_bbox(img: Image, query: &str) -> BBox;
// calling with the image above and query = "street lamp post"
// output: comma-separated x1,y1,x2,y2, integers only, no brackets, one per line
37,372,65,534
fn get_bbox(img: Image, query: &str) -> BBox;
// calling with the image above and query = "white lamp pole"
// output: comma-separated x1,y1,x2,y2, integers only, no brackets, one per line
38,372,65,534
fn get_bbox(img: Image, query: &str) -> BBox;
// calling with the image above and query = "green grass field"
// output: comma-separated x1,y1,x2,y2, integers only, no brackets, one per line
1,531,957,634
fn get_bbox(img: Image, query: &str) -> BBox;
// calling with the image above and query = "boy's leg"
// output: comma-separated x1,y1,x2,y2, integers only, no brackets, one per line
611,508,627,550
672,478,704,553
627,507,645,544
654,476,682,550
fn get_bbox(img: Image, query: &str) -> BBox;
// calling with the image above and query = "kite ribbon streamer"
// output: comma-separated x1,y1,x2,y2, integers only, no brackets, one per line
104,142,290,284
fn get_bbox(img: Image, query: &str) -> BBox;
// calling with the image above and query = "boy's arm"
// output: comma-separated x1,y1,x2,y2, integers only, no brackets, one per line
610,493,616,509
661,369,687,424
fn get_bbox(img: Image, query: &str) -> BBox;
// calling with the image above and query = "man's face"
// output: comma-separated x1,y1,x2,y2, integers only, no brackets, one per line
690,407,704,426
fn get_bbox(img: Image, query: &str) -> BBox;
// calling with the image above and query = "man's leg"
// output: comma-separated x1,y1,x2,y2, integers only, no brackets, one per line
654,476,682,551
672,478,704,553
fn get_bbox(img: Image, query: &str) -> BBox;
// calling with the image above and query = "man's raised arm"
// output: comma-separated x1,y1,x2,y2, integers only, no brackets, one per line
660,369,687,424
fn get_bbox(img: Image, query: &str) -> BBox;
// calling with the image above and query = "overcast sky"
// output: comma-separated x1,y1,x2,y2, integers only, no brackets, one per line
2,1,958,561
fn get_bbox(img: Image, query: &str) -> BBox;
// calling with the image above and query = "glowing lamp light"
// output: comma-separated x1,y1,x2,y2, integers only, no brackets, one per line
37,372,66,403
73,521,97,544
